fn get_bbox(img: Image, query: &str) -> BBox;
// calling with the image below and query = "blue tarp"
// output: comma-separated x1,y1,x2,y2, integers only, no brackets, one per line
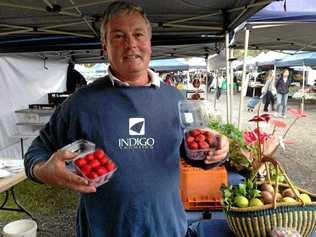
276,52,316,67
249,0,316,22
149,58,189,72
258,52,316,67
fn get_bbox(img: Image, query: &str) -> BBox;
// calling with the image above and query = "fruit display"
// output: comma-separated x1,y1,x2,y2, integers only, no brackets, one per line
221,179,313,209
222,156,316,237
73,148,117,187
184,128,220,161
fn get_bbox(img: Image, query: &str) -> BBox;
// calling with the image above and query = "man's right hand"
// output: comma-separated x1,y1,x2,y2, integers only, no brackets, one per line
33,150,96,193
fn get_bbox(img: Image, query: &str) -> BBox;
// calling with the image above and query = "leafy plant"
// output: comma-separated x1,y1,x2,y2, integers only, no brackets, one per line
209,121,251,171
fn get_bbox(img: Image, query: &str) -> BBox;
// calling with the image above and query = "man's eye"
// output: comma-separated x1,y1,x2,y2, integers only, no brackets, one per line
135,32,145,38
113,33,124,39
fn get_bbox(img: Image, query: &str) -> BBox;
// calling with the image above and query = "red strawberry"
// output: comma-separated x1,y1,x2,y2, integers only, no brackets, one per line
98,157,109,166
105,161,116,171
89,160,101,170
198,141,210,149
96,167,108,176
188,141,198,150
74,158,87,168
195,134,206,142
204,131,213,138
86,171,98,180
186,135,195,144
85,153,94,162
190,129,201,137
94,149,105,160
80,165,91,175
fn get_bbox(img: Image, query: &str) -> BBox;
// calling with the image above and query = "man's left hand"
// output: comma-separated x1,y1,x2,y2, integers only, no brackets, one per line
204,135,229,164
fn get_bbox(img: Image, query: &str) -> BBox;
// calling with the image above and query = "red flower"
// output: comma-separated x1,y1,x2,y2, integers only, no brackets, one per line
270,119,287,128
288,108,307,118
253,128,269,144
249,114,271,123
243,128,268,145
243,131,257,144
260,113,272,122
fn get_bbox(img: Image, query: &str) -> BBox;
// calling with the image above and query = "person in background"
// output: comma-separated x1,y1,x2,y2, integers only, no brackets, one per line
163,73,174,86
261,70,276,112
275,68,291,118
24,2,229,237
66,63,87,93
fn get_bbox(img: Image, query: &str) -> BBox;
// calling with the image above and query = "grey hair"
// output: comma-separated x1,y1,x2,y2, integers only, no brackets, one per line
100,1,152,43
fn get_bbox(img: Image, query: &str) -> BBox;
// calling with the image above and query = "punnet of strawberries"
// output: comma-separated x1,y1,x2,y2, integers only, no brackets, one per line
184,128,220,160
73,148,117,187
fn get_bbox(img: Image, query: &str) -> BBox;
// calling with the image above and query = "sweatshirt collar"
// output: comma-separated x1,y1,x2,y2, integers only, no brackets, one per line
107,66,160,88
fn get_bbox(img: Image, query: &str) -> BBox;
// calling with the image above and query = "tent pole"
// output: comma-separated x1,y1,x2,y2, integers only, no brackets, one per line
238,28,249,129
225,31,231,124
301,63,306,112
230,48,234,124
214,70,218,111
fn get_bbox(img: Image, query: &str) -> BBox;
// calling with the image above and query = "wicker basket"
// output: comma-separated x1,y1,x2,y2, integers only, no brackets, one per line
224,157,316,237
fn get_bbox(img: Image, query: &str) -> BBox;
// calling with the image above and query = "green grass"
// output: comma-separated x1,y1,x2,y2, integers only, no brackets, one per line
0,180,79,221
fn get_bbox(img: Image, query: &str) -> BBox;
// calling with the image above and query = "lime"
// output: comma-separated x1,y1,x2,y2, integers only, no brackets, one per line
249,198,264,207
234,195,249,208
299,193,312,203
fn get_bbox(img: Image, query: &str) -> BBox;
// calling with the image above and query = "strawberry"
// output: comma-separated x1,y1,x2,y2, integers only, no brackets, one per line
85,153,94,162
203,131,213,138
86,171,98,180
186,135,195,144
74,158,87,168
105,161,115,171
188,141,198,150
96,167,108,176
195,134,206,142
89,159,101,170
98,157,109,166
94,149,106,160
190,129,201,137
198,141,210,149
80,165,92,175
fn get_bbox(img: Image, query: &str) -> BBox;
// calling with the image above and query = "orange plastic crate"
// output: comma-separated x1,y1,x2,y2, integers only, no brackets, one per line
179,159,228,211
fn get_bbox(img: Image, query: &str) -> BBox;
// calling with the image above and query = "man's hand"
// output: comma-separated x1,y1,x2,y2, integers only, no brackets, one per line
33,150,96,193
204,134,229,164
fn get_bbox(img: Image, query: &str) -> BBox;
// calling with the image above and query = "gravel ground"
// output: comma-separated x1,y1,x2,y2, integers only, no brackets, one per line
1,92,314,236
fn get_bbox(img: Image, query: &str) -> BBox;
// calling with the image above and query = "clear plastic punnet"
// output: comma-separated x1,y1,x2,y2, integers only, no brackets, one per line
178,100,220,161
62,139,117,187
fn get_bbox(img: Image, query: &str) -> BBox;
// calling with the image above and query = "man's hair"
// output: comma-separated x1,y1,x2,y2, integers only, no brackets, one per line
100,1,152,42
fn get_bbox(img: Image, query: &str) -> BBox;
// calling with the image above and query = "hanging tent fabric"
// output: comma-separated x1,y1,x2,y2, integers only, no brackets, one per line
149,58,189,72
0,0,272,62
233,0,316,51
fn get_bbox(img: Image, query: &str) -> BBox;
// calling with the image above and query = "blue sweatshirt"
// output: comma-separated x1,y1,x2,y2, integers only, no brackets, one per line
24,77,187,237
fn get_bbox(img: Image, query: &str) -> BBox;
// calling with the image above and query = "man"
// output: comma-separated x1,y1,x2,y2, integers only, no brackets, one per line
275,68,291,118
24,2,228,237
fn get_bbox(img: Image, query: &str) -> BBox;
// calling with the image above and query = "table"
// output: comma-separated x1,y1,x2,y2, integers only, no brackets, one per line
0,170,34,219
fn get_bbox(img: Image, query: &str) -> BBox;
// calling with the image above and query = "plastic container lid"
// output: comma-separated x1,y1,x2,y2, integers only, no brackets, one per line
178,100,211,129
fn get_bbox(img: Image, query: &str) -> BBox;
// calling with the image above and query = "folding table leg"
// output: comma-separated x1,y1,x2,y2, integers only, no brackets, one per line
0,187,35,220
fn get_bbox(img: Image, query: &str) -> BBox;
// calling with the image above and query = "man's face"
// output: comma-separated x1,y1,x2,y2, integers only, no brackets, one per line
102,12,152,79
283,69,289,78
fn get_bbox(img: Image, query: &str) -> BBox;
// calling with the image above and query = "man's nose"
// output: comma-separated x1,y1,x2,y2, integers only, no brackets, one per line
125,35,137,48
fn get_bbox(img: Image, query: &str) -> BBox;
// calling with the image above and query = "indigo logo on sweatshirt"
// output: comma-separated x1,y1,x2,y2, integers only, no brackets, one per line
129,118,145,135
118,118,155,149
